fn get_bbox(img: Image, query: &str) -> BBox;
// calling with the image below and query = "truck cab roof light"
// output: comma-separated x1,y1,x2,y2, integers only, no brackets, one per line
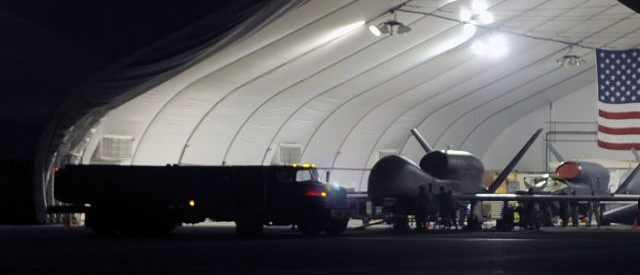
292,163,316,168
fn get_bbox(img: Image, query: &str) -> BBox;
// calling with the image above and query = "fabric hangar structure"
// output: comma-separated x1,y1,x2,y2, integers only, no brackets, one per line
1,0,639,223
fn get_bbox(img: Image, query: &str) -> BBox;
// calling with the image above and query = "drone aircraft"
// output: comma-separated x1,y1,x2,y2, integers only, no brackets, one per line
527,144,640,225
367,129,640,230
474,144,640,227
367,128,543,229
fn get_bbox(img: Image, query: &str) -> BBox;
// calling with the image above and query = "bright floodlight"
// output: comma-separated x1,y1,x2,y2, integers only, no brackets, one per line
369,24,382,36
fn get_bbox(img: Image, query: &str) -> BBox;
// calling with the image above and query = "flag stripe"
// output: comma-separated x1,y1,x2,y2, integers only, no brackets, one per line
597,116,640,128
598,132,640,143
599,109,640,120
597,140,640,150
598,124,640,135
598,102,640,113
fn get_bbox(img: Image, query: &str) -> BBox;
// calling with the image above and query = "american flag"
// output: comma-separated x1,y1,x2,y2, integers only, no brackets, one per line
597,48,640,150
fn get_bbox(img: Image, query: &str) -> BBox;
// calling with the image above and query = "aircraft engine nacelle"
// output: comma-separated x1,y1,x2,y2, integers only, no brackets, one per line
555,161,610,193
367,155,432,207
419,150,484,188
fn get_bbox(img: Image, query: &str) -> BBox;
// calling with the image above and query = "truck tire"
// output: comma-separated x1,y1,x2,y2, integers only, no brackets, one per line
235,210,263,238
118,206,178,236
86,208,117,236
298,223,322,236
325,218,349,235
150,212,178,236
119,211,152,236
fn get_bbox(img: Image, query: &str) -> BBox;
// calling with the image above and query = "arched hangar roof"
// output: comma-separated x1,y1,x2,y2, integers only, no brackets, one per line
50,0,640,191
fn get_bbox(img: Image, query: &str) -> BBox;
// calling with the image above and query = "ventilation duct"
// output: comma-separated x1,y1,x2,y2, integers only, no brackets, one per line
98,135,134,161
273,143,303,165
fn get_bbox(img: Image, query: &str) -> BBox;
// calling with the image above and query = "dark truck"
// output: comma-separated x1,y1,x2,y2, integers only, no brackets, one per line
52,164,351,236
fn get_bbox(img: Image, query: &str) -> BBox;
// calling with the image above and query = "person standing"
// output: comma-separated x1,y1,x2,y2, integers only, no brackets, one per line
558,190,569,226
415,185,430,231
436,186,448,229
587,190,601,227
569,190,579,227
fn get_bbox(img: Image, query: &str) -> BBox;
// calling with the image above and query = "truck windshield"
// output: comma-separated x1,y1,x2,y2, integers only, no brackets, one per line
296,169,318,182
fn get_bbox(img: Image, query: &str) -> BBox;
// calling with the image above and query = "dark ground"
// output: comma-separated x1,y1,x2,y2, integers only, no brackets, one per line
1,223,639,274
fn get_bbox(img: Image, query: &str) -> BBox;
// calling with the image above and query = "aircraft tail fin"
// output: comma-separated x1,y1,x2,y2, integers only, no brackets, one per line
632,148,640,161
615,161,640,194
410,128,432,154
546,142,565,163
487,128,543,193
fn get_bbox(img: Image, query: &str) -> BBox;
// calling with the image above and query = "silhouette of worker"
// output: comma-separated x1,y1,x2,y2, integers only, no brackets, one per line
558,189,569,226
436,187,454,229
447,190,458,230
569,190,579,226
522,188,539,229
415,185,429,231
587,190,600,227
436,186,447,229
500,201,514,231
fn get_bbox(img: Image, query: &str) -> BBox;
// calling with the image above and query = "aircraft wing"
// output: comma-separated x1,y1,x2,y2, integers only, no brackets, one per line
456,193,640,202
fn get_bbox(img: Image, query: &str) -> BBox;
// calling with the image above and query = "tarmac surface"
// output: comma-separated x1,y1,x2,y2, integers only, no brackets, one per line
1,222,640,274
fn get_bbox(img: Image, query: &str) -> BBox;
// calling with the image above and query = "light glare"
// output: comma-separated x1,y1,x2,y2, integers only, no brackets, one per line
472,0,488,13
459,8,472,22
478,12,494,25
472,34,508,57
472,40,487,55
320,21,365,44
430,24,476,56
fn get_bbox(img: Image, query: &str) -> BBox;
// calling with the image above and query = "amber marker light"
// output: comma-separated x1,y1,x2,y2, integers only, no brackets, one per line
188,199,196,207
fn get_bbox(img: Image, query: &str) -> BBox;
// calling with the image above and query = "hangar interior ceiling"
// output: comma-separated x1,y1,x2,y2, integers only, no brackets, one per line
60,0,640,191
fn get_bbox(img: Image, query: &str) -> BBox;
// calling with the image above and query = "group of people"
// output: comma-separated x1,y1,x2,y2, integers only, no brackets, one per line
414,184,460,231
414,185,606,231
505,188,603,230
557,189,602,227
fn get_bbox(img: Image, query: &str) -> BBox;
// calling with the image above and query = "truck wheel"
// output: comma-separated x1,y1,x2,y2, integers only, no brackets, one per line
150,209,178,236
119,213,152,236
92,222,117,236
235,211,263,238
298,221,323,236
86,208,117,236
325,219,349,235
151,219,177,236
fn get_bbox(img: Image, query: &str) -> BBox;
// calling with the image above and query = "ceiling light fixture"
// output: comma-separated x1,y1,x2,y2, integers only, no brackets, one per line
556,55,586,66
556,48,586,66
369,10,411,36
556,46,587,67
